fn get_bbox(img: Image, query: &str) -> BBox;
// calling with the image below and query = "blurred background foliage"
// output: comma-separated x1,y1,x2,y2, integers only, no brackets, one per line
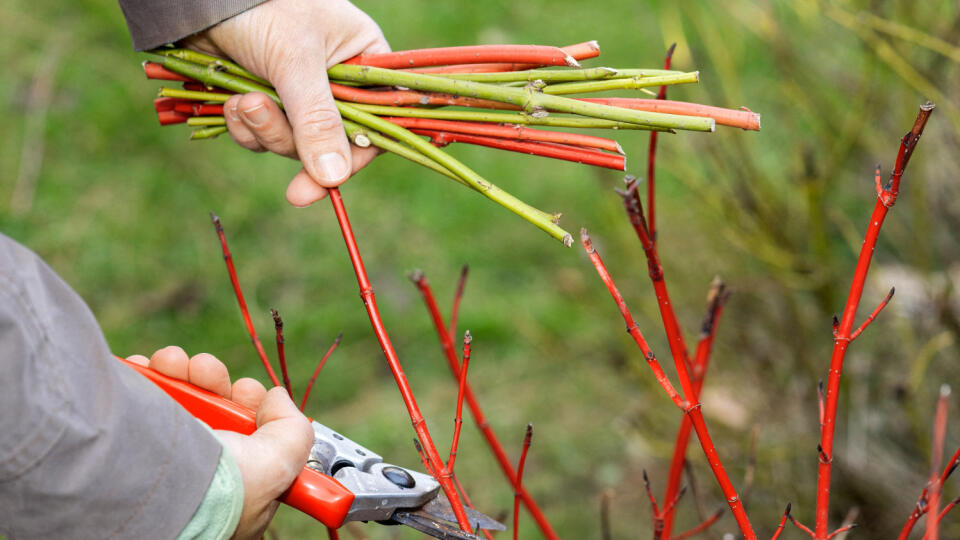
1,0,958,538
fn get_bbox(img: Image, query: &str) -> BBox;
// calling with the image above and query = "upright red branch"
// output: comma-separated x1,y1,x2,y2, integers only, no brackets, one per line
580,229,756,539
815,103,934,538
409,271,559,539
300,332,342,411
513,423,534,540
210,213,281,387
326,188,472,531
270,309,293,398
646,43,675,246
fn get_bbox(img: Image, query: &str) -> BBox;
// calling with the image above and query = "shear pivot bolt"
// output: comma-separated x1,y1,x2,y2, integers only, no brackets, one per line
382,466,416,488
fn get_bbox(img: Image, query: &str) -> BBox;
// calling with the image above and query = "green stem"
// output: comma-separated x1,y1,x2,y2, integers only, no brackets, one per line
542,72,700,95
151,48,271,86
159,87,232,102
345,103,671,131
187,116,226,126
341,120,467,187
430,67,679,83
328,64,714,132
190,126,228,139
154,55,281,105
337,101,569,245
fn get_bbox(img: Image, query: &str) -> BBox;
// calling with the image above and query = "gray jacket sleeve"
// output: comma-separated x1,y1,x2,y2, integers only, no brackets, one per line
118,0,268,51
0,234,223,540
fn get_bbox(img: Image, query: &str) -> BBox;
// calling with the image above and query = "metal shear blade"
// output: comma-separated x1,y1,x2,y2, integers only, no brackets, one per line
306,421,504,537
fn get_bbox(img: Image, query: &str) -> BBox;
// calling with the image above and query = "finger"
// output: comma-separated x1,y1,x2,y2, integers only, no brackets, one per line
125,354,149,367
225,94,265,153
285,168,329,207
149,345,189,380
270,47,352,189
350,144,381,175
188,353,231,398
232,377,268,409
251,387,314,487
237,93,298,158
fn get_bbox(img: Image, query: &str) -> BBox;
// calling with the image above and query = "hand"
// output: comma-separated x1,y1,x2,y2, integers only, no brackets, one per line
127,347,314,540
181,0,391,207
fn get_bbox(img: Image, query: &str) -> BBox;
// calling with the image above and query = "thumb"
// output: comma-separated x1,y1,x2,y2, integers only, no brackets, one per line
251,387,314,492
271,50,353,190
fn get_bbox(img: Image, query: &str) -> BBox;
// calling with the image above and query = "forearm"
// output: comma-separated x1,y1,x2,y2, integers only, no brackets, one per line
0,234,222,540
117,0,268,50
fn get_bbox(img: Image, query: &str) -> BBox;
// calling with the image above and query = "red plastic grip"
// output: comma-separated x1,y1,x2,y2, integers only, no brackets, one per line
121,359,356,528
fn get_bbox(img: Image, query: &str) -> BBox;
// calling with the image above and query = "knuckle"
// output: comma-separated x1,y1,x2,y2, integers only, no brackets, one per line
296,110,343,141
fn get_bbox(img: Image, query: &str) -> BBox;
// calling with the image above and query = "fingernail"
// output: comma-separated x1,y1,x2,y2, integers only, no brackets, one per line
228,104,240,122
240,103,268,127
315,153,349,185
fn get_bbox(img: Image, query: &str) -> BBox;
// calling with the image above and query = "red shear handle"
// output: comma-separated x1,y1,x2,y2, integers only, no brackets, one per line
121,359,356,528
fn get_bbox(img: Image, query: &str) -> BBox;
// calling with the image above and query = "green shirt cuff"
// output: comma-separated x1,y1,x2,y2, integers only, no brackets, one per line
176,429,244,540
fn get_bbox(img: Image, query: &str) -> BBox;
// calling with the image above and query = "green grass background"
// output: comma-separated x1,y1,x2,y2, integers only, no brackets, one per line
2,0,959,538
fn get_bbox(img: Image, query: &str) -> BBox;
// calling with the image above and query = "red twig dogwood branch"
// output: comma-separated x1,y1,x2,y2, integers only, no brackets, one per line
326,188,472,531
815,103,935,538
445,331,472,478
270,309,293,398
661,278,729,538
403,41,599,73
299,332,342,411
415,129,626,170
646,43,675,246
409,271,559,540
345,44,580,69
580,229,756,538
210,213,281,387
897,442,960,540
514,423,534,540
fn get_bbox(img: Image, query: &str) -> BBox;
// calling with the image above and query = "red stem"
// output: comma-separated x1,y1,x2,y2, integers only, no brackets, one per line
849,287,895,341
771,503,792,540
326,188,472,531
661,280,729,538
385,117,623,154
209,213,281,387
445,331,472,476
299,332,343,411
898,446,960,540
401,41,599,73
330,83,515,110
346,44,579,69
646,43,675,247
410,272,559,539
143,61,193,82
513,424,534,540
326,526,339,540
816,104,934,538
581,227,756,538
174,103,225,116
449,264,469,341
827,523,858,539
926,385,951,540
414,129,625,170
673,508,723,540
270,309,293,398
581,98,761,130
790,513,817,538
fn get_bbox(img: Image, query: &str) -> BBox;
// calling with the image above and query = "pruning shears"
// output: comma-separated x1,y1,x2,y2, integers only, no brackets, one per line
122,358,505,539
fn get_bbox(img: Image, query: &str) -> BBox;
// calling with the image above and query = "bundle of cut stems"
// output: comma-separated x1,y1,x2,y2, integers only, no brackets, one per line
142,42,760,245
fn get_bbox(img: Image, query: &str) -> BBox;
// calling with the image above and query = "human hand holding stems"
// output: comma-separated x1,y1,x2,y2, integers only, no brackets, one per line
181,0,391,207
127,346,314,540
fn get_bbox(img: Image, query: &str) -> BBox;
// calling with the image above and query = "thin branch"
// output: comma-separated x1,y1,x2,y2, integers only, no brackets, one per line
672,508,723,540
445,331,472,476
925,384,951,540
646,42,675,246
513,424,534,540
210,213,281,387
449,264,469,341
789,512,816,538
270,309,292,398
326,526,339,540
328,189,472,531
849,287,895,341
409,270,558,539
827,523,858,539
771,503,792,540
817,104,934,537
299,332,343,411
